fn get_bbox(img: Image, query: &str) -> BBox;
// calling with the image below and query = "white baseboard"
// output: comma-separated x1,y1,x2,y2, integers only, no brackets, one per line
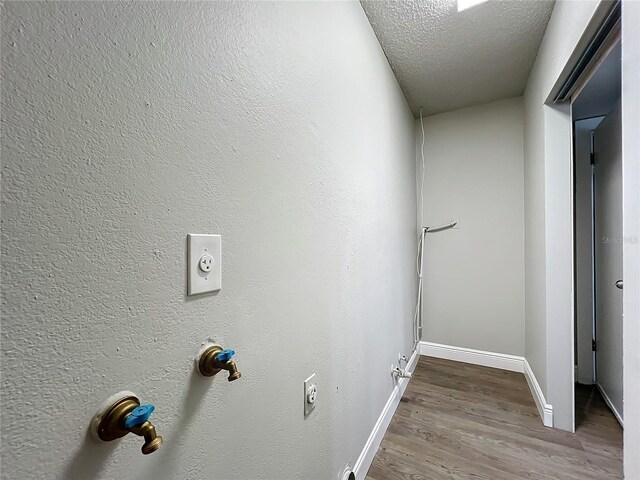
353,347,419,480
353,342,556,478
523,359,554,427
596,383,624,428
418,341,524,373
418,341,553,428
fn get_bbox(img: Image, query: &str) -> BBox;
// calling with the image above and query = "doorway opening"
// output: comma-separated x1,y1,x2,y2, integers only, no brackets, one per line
572,39,623,430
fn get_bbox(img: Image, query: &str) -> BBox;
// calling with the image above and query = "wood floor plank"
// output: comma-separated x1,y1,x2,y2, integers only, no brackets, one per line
365,357,623,480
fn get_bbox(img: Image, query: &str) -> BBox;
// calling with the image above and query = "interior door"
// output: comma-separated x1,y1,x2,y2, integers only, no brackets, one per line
593,99,624,424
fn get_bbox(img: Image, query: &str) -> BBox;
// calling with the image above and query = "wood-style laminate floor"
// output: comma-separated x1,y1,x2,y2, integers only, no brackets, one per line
366,357,623,480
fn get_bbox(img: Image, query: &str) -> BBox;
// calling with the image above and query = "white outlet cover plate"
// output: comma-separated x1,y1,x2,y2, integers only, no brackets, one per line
187,234,221,295
304,373,316,416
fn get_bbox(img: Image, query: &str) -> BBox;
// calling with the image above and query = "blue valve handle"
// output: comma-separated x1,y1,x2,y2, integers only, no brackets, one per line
215,349,235,362
124,404,155,429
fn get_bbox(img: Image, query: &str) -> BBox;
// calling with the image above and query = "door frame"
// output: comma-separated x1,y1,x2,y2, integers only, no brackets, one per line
591,101,624,427
544,0,639,476
573,119,601,387
621,1,640,477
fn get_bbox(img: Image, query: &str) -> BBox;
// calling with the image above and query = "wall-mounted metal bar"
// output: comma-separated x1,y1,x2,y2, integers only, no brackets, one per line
422,221,457,233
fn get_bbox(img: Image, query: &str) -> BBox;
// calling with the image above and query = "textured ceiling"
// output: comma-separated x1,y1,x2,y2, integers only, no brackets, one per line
361,0,555,116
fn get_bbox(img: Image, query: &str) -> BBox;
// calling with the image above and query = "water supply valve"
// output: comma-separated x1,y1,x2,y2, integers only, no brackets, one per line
91,392,163,455
196,341,242,381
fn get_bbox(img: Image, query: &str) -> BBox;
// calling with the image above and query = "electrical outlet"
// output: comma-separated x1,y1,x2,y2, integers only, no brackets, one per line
304,373,316,416
187,234,221,295
199,254,215,273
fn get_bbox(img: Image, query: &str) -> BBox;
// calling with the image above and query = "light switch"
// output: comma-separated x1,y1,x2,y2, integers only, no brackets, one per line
187,234,221,295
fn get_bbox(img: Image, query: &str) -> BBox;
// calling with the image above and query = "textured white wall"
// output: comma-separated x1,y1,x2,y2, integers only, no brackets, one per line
522,0,600,425
417,98,525,356
0,2,417,479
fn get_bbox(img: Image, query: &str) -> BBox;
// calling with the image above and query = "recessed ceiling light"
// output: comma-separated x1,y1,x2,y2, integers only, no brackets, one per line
457,0,489,12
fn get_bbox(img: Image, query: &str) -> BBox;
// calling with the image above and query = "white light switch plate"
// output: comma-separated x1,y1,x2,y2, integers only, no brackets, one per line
187,234,221,295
